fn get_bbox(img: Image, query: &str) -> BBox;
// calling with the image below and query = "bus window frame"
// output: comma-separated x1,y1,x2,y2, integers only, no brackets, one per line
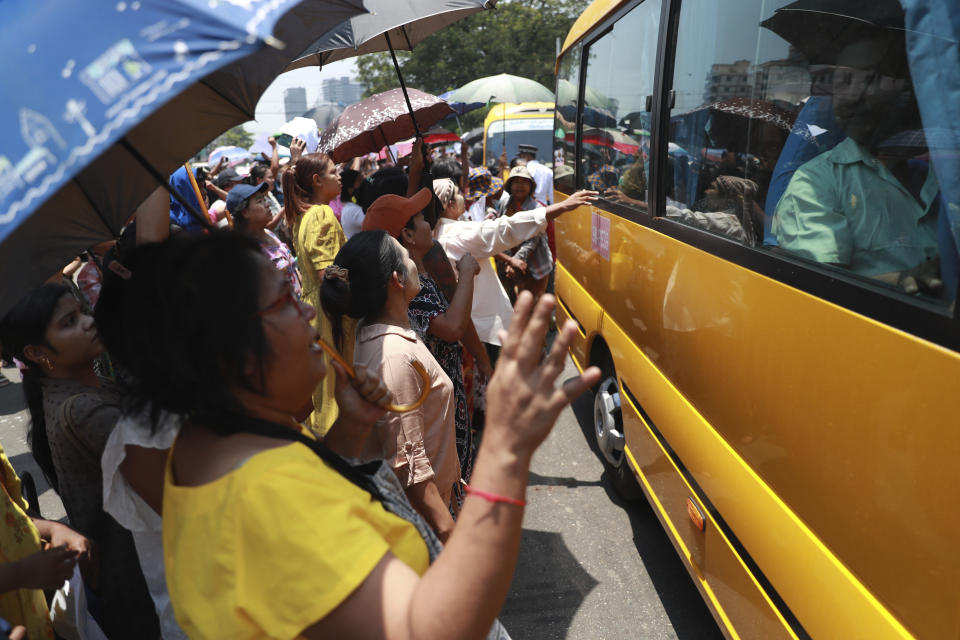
572,0,960,350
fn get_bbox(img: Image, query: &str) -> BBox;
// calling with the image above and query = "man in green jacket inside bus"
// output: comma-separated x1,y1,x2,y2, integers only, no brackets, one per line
772,35,942,295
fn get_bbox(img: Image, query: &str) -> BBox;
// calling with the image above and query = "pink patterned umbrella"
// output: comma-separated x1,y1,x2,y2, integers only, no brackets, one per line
318,88,454,162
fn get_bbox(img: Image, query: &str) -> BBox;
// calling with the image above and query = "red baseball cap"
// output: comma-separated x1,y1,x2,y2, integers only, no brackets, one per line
362,187,433,237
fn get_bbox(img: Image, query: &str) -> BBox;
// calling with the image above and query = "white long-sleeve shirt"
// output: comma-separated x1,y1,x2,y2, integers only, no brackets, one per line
433,207,548,344
525,159,554,205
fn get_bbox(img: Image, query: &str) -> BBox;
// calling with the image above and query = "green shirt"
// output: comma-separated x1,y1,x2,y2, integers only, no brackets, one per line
772,138,939,276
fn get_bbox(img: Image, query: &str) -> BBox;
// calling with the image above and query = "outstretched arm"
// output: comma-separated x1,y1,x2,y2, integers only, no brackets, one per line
304,293,601,640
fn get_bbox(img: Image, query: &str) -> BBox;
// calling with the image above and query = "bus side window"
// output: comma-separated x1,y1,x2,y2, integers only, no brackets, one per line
555,43,582,195
576,0,662,215
664,0,957,307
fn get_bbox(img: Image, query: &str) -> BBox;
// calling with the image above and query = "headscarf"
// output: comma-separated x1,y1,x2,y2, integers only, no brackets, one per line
433,178,457,208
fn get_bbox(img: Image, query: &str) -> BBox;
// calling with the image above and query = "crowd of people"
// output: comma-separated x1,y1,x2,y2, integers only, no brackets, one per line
0,127,599,638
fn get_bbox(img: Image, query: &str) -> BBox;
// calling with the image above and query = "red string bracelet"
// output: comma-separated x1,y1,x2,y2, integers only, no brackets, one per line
463,484,526,506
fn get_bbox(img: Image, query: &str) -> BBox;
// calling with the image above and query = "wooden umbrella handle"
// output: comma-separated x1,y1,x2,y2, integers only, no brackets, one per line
314,337,431,413
183,161,233,228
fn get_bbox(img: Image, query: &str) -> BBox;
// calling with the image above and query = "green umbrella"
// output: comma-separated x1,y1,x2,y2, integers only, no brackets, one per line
445,73,553,149
556,78,611,109
446,73,554,105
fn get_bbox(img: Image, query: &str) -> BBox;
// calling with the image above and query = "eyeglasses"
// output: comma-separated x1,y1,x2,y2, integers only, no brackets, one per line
256,290,307,318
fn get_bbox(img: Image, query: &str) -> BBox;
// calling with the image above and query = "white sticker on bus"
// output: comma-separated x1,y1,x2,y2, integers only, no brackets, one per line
591,210,610,260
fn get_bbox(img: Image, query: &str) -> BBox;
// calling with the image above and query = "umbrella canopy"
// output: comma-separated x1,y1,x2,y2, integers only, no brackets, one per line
285,0,497,70
276,116,321,152
422,125,460,144
578,128,642,155
673,97,798,152
445,73,554,106
760,0,909,68
379,140,415,160
556,79,612,111
207,146,254,168
302,102,344,130
690,97,797,133
0,0,366,316
318,88,454,162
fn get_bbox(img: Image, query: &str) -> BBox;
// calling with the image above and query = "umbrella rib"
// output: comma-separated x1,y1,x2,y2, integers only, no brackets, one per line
118,138,212,231
71,178,118,238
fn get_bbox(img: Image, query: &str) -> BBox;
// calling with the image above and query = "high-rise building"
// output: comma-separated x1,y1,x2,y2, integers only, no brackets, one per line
703,60,752,104
322,77,363,106
283,87,308,122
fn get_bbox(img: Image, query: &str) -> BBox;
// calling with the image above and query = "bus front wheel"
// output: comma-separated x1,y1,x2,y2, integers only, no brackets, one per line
594,374,643,501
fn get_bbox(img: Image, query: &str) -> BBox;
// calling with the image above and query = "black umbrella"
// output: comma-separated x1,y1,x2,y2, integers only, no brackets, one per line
760,0,908,68
288,1,498,142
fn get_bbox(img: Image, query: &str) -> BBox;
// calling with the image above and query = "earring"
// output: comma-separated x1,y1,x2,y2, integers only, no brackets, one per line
39,354,53,371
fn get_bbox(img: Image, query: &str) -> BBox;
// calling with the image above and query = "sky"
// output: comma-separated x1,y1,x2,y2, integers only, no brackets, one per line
244,58,357,136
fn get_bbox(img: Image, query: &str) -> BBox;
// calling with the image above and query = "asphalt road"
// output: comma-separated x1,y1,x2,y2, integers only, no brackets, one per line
0,360,722,639
1,364,65,521
497,356,722,640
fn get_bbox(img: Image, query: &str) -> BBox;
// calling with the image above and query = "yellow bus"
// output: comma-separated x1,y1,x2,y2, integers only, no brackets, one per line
552,0,960,637
482,102,555,169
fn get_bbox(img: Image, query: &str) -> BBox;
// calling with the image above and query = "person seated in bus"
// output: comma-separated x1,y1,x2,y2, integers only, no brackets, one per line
585,145,620,192
772,35,941,295
762,96,847,245
603,147,648,211
664,175,759,244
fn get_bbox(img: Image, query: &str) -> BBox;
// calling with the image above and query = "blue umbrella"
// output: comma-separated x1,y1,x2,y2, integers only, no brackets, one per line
438,90,486,117
0,0,366,315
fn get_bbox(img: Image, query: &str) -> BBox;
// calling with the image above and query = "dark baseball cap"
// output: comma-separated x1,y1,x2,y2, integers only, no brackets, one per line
226,182,268,215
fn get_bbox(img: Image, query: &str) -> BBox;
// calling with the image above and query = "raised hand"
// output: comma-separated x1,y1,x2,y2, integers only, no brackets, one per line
290,137,307,164
485,292,601,455
456,253,480,277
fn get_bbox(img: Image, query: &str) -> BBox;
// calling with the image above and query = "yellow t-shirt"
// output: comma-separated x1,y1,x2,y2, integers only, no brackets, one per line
294,204,347,436
0,445,53,640
163,437,430,640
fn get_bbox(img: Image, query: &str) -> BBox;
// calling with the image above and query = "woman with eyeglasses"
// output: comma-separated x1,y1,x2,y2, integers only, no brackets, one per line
96,227,598,639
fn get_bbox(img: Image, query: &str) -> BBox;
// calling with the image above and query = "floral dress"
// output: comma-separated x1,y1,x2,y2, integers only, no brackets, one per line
259,229,302,299
407,273,474,482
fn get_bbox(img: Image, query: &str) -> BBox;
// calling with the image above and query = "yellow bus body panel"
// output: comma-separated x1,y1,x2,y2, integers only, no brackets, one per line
554,202,960,639
557,0,630,70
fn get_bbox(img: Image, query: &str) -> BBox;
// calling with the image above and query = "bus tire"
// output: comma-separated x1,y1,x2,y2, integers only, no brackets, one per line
593,370,644,502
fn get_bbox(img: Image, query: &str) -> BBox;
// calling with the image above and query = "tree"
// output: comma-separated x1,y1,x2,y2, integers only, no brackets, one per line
356,0,588,109
211,124,254,149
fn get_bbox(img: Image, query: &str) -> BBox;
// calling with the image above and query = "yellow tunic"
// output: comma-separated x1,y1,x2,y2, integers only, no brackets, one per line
293,204,348,435
0,445,54,640
163,435,429,640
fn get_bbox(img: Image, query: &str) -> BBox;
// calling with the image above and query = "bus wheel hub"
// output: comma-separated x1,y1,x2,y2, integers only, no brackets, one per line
594,376,625,466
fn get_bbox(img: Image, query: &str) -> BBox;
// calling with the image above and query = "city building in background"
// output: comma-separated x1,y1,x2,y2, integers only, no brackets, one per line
322,76,363,106
703,59,751,103
283,86,308,122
